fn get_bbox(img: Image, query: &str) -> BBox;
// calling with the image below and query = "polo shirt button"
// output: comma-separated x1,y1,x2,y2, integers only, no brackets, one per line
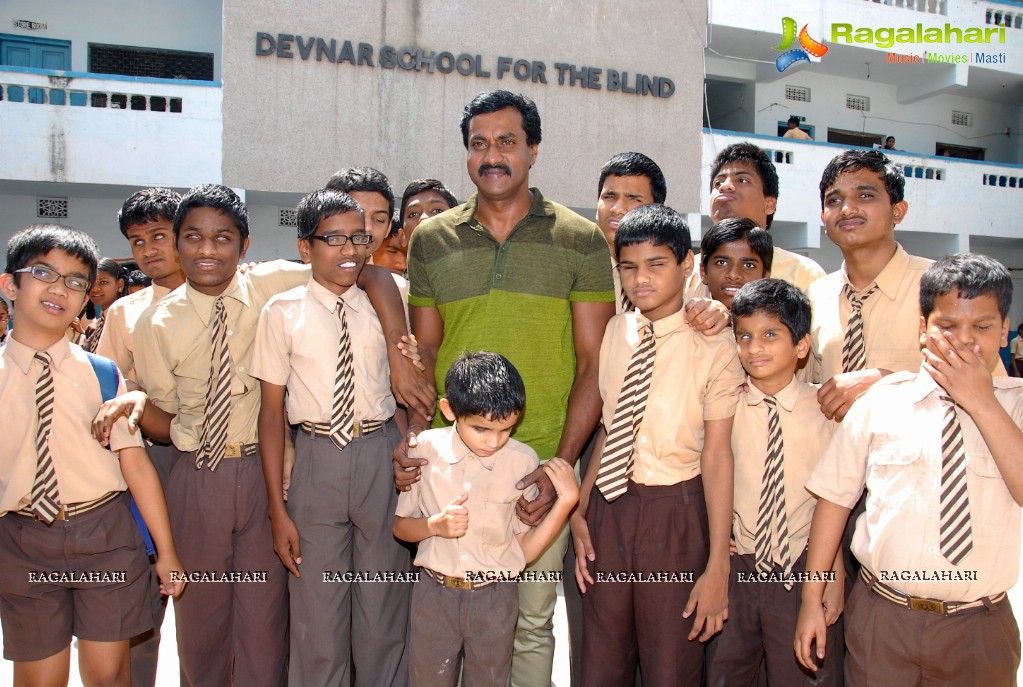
646,470,654,478
640,436,647,444
227,330,233,336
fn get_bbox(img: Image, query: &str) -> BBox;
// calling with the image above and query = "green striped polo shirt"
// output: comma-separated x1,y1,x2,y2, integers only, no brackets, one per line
407,188,614,459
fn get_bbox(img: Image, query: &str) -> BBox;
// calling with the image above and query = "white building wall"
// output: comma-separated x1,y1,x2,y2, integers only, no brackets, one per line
0,72,223,187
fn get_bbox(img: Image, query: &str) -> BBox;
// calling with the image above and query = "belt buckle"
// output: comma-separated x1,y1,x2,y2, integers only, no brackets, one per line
353,422,363,439
446,576,471,590
54,506,67,521
223,444,242,459
909,597,946,615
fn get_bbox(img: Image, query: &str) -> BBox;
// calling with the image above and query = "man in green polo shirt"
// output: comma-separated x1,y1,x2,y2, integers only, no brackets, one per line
401,90,615,685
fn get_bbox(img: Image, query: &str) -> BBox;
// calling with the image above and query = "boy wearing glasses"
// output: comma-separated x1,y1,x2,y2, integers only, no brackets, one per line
252,189,411,685
0,225,186,685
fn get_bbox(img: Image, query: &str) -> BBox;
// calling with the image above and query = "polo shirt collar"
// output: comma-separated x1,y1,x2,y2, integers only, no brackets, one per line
743,375,800,412
5,336,72,374
457,188,551,229
841,244,910,300
186,272,250,326
443,425,498,471
306,277,365,316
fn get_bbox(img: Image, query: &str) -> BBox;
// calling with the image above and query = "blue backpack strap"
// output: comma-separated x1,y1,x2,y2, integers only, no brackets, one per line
84,352,157,556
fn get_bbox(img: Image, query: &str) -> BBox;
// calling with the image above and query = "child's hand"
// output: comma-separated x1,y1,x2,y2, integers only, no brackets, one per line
817,369,883,421
271,511,302,577
156,555,187,599
543,458,579,505
923,330,995,415
684,298,730,336
91,390,148,444
397,334,425,371
683,567,729,641
822,573,844,626
428,493,469,538
569,512,595,593
794,596,828,672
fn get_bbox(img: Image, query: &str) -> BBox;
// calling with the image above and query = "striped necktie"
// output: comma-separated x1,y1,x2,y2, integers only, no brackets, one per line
841,283,879,372
619,289,634,314
595,321,654,502
330,296,355,450
31,352,61,522
939,396,972,565
197,296,231,471
82,315,105,353
755,396,794,590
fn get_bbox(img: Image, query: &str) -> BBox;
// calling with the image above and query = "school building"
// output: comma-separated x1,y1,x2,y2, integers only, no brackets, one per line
0,0,1021,329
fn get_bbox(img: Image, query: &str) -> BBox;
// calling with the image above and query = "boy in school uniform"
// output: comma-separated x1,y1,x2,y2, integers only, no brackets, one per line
115,184,426,687
698,217,773,311
795,254,1023,686
94,188,184,686
0,224,185,686
705,279,842,686
394,351,579,686
252,189,411,686
571,204,745,686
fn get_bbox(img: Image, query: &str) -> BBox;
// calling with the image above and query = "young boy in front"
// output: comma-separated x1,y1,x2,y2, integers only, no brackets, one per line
0,224,185,686
570,204,744,686
252,189,411,686
796,254,1023,686
705,279,842,686
394,351,579,687
699,217,773,310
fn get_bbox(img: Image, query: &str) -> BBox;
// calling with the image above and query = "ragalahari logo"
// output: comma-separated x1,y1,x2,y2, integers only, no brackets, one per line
774,17,829,72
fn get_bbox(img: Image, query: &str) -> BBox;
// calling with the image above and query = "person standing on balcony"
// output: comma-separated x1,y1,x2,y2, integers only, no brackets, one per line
783,116,812,141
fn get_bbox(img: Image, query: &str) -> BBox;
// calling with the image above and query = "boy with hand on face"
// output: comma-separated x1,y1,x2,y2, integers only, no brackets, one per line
394,351,578,687
571,204,743,686
253,189,411,686
796,254,1023,686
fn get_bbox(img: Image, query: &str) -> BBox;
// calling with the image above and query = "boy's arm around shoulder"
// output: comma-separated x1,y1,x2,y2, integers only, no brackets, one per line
118,445,186,598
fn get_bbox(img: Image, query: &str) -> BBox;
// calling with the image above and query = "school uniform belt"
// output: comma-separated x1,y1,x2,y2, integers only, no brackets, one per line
299,420,386,439
16,490,120,522
421,567,498,591
222,443,258,459
860,568,1005,616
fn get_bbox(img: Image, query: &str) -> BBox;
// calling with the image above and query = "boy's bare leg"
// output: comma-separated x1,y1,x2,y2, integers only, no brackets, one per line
78,639,131,687
13,647,71,687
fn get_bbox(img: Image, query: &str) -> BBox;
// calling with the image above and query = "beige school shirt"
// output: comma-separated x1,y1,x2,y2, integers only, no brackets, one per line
396,426,539,578
0,338,141,516
807,245,932,384
599,308,743,486
732,378,836,561
133,261,309,451
806,369,1023,601
250,278,395,424
95,283,172,382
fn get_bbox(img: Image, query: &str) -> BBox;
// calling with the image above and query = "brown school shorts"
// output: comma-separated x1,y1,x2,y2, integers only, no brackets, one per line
0,492,154,662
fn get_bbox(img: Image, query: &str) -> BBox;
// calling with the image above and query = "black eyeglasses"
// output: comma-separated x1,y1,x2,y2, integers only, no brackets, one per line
15,266,91,292
307,234,374,247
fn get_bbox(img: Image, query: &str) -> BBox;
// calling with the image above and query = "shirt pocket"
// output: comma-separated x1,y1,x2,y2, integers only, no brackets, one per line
481,499,517,549
966,446,1015,526
866,435,924,513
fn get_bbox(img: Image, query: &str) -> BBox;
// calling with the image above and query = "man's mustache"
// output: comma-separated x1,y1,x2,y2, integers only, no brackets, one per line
478,164,512,177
